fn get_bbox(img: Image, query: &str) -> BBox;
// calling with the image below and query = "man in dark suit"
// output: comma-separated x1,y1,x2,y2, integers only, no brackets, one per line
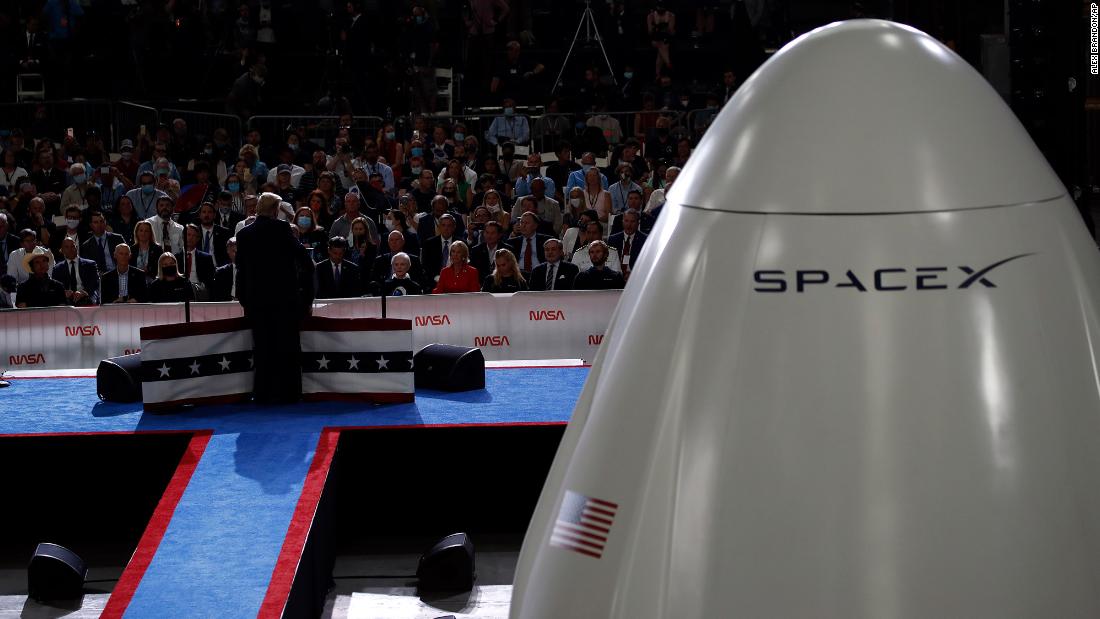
315,236,363,299
0,216,20,275
175,224,217,298
214,191,243,231
420,214,460,285
574,240,626,290
16,17,48,71
235,192,315,404
80,212,126,274
417,195,467,242
212,237,238,302
195,202,232,266
507,212,552,276
469,221,506,280
529,238,579,291
52,237,100,305
100,245,148,303
370,230,426,293
607,208,648,281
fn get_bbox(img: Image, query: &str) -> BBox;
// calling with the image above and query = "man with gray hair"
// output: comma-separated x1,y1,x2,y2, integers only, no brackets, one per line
234,191,315,404
61,162,92,210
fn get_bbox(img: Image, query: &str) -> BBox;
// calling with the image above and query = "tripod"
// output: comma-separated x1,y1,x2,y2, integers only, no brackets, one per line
552,0,617,94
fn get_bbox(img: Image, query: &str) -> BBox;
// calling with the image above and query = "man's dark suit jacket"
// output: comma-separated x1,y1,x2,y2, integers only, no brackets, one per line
100,267,149,303
51,257,101,304
197,224,232,266
416,210,467,243
175,250,217,289
469,242,504,282
506,233,553,271
421,235,459,281
529,260,580,291
216,210,244,232
80,233,126,273
607,230,648,270
0,233,20,272
212,263,236,301
369,252,426,292
234,215,315,403
315,259,363,299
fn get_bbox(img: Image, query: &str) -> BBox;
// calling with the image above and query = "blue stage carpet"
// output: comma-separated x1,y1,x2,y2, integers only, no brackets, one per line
0,366,588,618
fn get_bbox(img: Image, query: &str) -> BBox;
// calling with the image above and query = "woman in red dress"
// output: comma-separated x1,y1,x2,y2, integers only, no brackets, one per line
432,241,481,294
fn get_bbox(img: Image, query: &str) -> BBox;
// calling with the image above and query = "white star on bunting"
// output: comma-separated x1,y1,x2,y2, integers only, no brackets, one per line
189,360,201,375
218,356,232,371
158,363,171,378
317,355,330,370
376,355,389,370
348,356,359,370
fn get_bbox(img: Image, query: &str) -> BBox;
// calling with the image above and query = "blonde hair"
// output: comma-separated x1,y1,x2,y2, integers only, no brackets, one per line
156,253,178,280
491,248,526,286
449,240,469,263
134,220,155,246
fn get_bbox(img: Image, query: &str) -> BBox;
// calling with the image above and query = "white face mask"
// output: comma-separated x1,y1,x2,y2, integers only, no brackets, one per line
569,198,581,208
385,219,396,231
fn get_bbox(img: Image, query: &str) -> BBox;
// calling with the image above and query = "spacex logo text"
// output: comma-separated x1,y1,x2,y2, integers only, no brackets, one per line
415,314,451,326
529,310,565,321
753,254,1033,293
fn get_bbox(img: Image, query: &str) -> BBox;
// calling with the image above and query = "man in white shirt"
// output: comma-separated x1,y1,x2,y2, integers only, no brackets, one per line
645,166,680,214
144,196,184,253
571,220,622,272
356,142,395,194
60,163,91,211
6,229,54,284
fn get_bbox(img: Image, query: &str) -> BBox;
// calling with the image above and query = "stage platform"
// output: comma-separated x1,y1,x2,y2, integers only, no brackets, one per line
0,364,589,618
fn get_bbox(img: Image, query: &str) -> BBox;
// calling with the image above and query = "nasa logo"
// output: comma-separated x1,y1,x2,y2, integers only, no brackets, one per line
123,348,142,355
415,314,451,326
753,253,1034,293
65,324,103,337
588,334,604,346
474,335,511,347
529,310,566,321
8,353,45,365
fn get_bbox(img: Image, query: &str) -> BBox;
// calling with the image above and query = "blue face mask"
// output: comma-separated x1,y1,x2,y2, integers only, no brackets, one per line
385,131,396,140
228,182,241,192
411,147,424,157
141,183,155,195
454,132,465,141
415,14,426,24
624,71,634,79
297,216,313,228
581,164,593,173
503,108,514,116
72,174,86,184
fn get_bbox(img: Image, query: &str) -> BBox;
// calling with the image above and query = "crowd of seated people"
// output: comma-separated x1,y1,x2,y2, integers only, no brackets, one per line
0,114,685,309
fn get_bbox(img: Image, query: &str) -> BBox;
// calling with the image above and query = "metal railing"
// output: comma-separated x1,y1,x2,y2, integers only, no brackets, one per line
161,108,243,149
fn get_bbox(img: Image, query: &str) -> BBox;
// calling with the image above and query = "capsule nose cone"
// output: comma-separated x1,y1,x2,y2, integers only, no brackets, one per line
674,19,1065,215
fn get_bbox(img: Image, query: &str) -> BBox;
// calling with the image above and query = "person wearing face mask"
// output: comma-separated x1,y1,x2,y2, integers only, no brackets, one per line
586,100,624,146
647,116,678,161
608,162,643,216
126,171,169,219
377,124,405,180
60,163,92,211
115,139,140,182
486,97,530,146
398,155,427,194
48,205,89,256
565,152,609,194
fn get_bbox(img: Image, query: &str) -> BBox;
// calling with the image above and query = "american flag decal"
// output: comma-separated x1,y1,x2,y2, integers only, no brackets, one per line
549,490,618,559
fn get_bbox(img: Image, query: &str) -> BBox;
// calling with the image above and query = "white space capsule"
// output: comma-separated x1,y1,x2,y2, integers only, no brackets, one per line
511,19,1100,618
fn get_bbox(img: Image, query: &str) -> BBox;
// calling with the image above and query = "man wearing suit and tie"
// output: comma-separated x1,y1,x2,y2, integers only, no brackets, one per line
507,212,552,277
529,238,579,291
421,214,460,285
417,195,466,243
212,237,239,301
315,236,363,299
195,202,232,266
469,221,506,280
80,212,125,274
145,196,185,254
100,244,148,303
52,237,100,305
607,208,647,281
175,224,216,299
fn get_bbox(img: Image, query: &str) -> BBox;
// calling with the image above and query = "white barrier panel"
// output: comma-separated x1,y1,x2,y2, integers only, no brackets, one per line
0,291,620,370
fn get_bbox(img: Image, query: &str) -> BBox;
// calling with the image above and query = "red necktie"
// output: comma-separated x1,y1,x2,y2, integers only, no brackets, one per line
185,252,192,279
524,237,533,272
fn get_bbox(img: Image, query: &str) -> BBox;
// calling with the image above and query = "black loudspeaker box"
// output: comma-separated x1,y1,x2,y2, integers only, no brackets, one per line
96,353,143,402
28,543,87,601
413,344,485,392
417,532,475,592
